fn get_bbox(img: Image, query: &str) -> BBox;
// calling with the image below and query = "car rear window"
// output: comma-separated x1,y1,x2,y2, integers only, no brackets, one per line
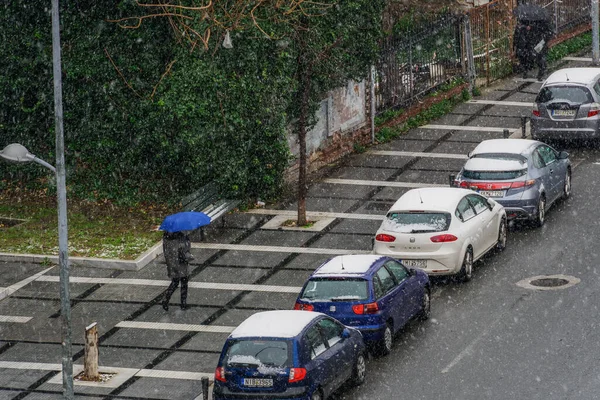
462,168,527,180
300,278,369,301
224,339,291,368
536,86,593,104
382,212,451,233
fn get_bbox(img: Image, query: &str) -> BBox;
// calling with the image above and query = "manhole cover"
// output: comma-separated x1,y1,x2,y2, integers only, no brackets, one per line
529,278,570,287
516,274,580,291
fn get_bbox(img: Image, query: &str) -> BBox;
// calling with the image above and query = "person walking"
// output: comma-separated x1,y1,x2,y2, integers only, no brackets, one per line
162,231,193,311
513,3,554,81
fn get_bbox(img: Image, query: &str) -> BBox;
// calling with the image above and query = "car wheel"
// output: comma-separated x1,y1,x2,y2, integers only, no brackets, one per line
376,322,393,356
351,352,367,386
534,196,546,227
417,287,431,321
458,248,473,283
562,170,572,200
310,388,323,400
496,218,507,251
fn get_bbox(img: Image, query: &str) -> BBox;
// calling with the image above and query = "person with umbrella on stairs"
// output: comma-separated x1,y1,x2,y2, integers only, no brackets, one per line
513,2,554,81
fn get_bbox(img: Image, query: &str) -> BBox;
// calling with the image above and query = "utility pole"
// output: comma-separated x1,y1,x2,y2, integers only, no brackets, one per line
593,0,599,65
51,0,74,398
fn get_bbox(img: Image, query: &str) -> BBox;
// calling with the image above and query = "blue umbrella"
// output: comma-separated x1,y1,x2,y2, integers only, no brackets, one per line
159,211,211,233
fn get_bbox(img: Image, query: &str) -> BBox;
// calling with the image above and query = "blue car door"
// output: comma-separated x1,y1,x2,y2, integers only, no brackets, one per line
533,145,558,202
374,265,407,331
317,318,353,391
385,260,422,319
538,144,565,202
304,323,336,397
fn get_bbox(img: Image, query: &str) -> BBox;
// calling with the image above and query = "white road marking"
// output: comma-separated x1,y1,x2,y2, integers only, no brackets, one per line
0,361,214,382
367,150,468,159
422,124,511,132
36,275,302,293
0,316,32,323
192,242,371,255
322,178,445,188
468,99,533,107
245,209,384,221
116,320,235,333
563,57,592,61
0,267,54,301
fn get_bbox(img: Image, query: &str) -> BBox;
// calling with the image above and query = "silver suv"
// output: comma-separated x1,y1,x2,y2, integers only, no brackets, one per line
531,67,600,142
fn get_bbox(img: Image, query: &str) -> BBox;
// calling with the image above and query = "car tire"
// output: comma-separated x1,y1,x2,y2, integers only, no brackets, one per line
496,218,507,251
562,170,572,200
376,322,393,356
534,196,546,228
351,352,367,386
458,248,473,283
417,287,431,321
310,388,323,400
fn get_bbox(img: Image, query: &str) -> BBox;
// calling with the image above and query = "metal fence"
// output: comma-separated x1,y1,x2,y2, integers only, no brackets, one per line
373,0,593,116
372,12,464,114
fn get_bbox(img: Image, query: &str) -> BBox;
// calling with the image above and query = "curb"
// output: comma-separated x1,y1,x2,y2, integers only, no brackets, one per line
0,240,163,271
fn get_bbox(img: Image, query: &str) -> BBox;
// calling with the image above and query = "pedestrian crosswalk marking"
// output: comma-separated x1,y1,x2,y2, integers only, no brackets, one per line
36,275,302,293
322,178,445,188
467,99,533,107
245,209,384,221
192,242,371,255
367,150,468,159
563,57,592,62
0,316,32,323
422,124,511,132
116,320,236,333
0,267,54,301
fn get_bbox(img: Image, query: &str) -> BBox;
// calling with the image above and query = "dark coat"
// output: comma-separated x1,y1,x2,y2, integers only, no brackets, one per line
514,19,553,59
163,232,192,279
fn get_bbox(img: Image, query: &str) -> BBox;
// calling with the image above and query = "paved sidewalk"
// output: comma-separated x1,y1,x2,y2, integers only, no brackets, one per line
0,52,594,399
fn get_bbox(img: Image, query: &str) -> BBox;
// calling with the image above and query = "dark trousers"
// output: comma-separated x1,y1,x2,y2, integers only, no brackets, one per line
164,277,189,305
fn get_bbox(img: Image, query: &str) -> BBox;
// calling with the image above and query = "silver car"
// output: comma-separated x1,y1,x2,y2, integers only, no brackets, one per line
453,139,571,227
531,67,600,142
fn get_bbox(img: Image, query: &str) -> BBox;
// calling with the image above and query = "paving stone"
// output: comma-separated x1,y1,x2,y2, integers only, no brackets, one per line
136,304,220,325
309,232,372,251
447,130,505,142
194,266,270,284
376,139,437,152
307,182,374,199
179,332,230,352
396,169,451,184
328,219,382,235
344,153,413,170
431,141,477,154
237,291,299,310
401,127,451,141
411,157,466,171
0,343,83,364
449,102,487,114
283,197,359,213
473,89,506,101
190,226,247,245
0,262,50,287
480,105,533,118
465,115,521,129
154,350,218,373
86,346,162,369
211,308,257,327
0,368,52,389
101,328,187,349
261,269,314,287
279,254,331,270
502,89,541,103
85,284,165,303
371,187,411,201
213,250,289,269
328,166,397,181
0,391,55,400
14,280,98,300
117,376,203,400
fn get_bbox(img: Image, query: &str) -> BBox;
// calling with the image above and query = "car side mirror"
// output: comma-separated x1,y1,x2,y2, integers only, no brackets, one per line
487,199,495,210
558,151,569,160
341,328,351,340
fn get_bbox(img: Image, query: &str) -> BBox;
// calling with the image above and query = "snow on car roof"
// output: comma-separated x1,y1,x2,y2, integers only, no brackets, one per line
544,68,600,86
314,255,383,276
470,139,537,157
230,310,323,339
463,157,526,172
388,187,474,213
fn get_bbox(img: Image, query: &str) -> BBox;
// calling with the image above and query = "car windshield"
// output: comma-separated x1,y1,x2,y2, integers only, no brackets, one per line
300,278,369,301
536,86,593,104
382,212,450,233
224,339,291,368
462,168,527,180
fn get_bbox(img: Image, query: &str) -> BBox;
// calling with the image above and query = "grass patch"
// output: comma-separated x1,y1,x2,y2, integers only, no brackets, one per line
548,32,592,63
0,189,167,260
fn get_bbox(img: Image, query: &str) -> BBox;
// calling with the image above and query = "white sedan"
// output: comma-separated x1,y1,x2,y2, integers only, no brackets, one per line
372,187,507,282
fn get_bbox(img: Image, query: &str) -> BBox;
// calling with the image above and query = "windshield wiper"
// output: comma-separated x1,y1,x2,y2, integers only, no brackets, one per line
410,229,437,233
330,296,362,301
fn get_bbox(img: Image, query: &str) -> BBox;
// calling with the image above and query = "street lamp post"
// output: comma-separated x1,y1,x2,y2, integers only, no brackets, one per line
0,143,73,398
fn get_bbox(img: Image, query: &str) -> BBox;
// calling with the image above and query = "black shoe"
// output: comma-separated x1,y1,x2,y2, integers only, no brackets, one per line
522,71,528,79
537,74,544,82
162,300,169,311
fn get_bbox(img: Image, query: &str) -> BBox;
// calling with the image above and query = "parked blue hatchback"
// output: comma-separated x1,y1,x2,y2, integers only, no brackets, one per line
294,255,431,355
213,310,366,400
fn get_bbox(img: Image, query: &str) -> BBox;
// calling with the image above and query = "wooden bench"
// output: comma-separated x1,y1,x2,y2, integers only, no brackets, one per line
181,182,240,240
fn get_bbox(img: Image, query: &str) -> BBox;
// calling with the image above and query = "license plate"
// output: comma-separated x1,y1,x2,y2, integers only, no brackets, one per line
552,109,576,117
243,378,273,387
402,259,427,268
479,190,504,198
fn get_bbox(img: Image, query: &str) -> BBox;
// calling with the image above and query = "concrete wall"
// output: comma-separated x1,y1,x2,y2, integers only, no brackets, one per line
287,80,367,158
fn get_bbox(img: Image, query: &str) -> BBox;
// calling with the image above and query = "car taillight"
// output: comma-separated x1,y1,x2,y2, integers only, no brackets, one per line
457,181,469,188
430,234,458,243
588,103,600,117
289,367,307,383
352,302,379,314
510,179,536,189
532,104,540,117
375,234,396,242
215,367,226,382
294,302,314,311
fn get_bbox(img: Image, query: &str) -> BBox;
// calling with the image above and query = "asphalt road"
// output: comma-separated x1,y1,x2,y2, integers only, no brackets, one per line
2,56,600,400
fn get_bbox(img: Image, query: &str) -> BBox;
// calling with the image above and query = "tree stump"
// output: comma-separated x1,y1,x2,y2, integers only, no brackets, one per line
83,322,99,380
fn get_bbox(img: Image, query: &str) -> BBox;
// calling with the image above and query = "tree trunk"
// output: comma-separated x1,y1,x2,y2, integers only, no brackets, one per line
297,59,311,227
83,323,99,379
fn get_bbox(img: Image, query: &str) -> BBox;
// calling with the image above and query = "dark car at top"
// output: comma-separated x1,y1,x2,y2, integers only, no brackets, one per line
453,138,571,227
213,310,366,400
294,255,431,356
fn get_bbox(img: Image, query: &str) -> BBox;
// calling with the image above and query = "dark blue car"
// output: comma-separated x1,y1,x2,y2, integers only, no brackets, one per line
213,310,366,400
294,255,431,355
